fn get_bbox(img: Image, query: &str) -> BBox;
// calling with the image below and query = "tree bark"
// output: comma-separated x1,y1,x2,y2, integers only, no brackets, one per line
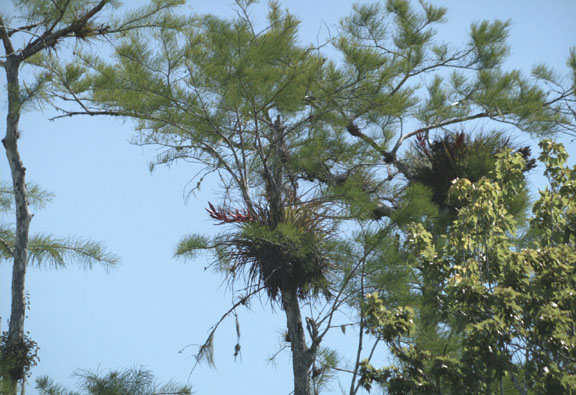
3,53,32,391
282,288,312,395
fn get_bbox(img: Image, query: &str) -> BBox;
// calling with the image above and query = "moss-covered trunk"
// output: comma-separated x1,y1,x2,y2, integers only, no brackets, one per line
2,54,32,395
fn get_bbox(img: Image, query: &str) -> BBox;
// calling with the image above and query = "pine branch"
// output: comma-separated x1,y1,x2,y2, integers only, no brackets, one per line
345,121,387,157
0,182,54,211
7,23,42,37
49,109,132,121
0,16,16,57
19,1,110,61
0,236,14,256
391,111,490,153
28,235,118,270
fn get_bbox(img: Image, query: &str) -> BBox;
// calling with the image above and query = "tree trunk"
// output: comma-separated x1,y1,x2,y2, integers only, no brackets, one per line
266,115,313,394
282,288,312,395
3,55,32,391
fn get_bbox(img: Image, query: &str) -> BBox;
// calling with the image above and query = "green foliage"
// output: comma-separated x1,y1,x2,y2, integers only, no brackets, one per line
325,170,383,220
35,375,79,395
174,234,211,260
0,231,118,270
311,347,341,394
531,140,576,246
13,0,114,27
28,0,576,392
333,0,569,140
359,229,416,308
391,183,438,226
35,367,192,395
27,235,118,270
201,203,334,300
85,4,328,145
405,131,533,218
4,0,185,113
469,20,510,69
364,292,415,342
359,141,576,394
0,182,53,211
0,183,118,269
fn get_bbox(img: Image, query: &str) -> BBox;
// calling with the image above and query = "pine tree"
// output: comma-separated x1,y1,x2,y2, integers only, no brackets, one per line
0,1,180,392
56,3,366,393
0,183,117,388
35,366,192,395
43,1,576,393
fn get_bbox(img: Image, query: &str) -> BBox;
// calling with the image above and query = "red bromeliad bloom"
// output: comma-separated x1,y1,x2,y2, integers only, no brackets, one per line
206,202,253,224
416,132,427,149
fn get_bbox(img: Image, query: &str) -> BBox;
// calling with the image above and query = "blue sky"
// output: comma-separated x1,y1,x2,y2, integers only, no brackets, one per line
1,1,575,394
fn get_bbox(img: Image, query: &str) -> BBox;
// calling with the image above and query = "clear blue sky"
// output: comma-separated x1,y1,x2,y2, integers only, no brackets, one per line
1,1,575,394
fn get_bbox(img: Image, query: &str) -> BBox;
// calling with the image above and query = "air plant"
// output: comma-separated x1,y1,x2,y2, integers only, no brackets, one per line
207,201,334,300
405,130,536,214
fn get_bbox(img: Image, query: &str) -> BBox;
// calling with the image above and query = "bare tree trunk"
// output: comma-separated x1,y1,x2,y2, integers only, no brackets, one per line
266,115,315,395
282,288,312,395
2,55,32,392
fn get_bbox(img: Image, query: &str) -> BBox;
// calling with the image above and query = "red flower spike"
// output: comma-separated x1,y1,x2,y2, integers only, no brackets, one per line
206,202,253,224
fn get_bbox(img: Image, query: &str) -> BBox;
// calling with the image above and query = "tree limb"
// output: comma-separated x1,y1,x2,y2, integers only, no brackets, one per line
391,111,489,153
19,0,110,61
0,16,16,58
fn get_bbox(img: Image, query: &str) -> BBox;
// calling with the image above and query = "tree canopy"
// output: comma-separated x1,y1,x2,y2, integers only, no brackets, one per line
1,0,575,394
360,140,576,394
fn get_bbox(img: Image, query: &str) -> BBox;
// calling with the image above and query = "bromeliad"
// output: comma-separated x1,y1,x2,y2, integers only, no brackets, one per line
206,202,253,224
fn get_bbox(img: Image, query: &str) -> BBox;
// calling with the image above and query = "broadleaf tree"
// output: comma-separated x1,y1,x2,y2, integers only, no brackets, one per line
359,140,576,394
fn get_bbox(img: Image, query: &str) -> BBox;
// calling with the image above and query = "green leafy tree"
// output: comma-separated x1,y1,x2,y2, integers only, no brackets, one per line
0,1,180,392
394,130,537,371
359,140,576,394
